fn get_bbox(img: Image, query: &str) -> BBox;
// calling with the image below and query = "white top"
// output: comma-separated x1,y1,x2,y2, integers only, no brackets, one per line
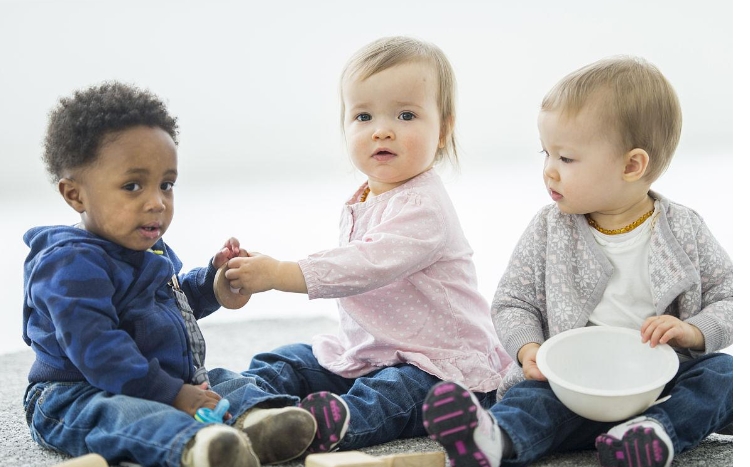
587,203,661,329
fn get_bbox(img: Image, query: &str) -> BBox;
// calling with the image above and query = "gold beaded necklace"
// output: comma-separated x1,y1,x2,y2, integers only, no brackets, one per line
585,208,655,235
359,186,371,203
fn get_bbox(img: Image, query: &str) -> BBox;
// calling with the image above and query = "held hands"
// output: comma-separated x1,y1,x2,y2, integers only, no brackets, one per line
212,237,251,309
211,237,247,269
225,253,308,295
518,342,547,382
641,315,705,350
172,382,231,421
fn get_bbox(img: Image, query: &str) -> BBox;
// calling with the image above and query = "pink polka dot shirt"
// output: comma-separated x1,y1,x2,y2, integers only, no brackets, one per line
299,169,512,392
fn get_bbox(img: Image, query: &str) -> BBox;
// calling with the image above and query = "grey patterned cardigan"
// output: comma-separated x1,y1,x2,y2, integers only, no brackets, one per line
491,192,733,396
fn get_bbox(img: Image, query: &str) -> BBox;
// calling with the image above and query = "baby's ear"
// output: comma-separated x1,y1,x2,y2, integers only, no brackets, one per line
58,178,86,213
623,148,649,181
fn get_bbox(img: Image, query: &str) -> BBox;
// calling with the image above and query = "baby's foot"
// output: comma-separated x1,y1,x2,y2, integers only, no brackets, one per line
596,416,674,467
299,391,350,453
422,381,502,467
235,406,316,464
182,424,259,467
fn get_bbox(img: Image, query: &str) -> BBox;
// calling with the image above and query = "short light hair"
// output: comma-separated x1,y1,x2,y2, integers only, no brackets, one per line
541,56,682,182
340,36,458,168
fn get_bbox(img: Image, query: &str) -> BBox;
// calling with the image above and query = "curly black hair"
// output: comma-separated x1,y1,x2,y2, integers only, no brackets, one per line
43,81,179,183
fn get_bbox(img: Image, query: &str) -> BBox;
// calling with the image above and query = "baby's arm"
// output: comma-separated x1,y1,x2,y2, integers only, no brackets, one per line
492,210,549,380
683,217,733,353
225,195,445,298
643,213,732,354
225,253,307,295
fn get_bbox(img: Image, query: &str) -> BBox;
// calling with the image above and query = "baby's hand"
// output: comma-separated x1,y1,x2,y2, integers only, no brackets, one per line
172,382,230,419
518,342,547,382
641,315,705,350
225,253,279,295
212,237,248,269
213,240,251,310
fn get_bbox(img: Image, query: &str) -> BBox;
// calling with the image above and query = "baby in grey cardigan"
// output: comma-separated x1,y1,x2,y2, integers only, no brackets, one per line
422,56,732,467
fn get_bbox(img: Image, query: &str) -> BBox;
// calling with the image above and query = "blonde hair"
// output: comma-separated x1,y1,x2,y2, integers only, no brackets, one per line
340,36,458,168
541,56,682,182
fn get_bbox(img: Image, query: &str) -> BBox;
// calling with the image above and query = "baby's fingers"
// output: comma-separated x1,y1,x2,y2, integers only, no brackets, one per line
641,316,672,347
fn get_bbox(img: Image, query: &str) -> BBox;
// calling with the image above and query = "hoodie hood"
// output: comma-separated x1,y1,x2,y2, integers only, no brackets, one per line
23,225,180,284
22,225,181,345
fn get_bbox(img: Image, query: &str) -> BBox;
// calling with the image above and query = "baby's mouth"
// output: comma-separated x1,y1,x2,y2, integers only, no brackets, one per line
139,223,162,239
372,150,396,161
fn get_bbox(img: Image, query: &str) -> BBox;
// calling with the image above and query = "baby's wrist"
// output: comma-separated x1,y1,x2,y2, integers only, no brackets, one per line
275,261,307,293
689,324,706,351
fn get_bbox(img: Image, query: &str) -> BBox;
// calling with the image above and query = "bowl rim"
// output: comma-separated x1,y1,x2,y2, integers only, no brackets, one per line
536,326,679,397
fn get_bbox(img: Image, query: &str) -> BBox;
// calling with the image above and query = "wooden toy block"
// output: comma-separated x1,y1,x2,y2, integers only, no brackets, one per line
51,454,108,467
382,451,445,467
305,451,384,467
305,451,445,467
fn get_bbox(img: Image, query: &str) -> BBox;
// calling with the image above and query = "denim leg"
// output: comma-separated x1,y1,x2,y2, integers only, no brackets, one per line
25,381,202,467
338,364,443,450
241,344,353,397
241,344,453,450
642,353,733,454
490,380,610,467
208,367,297,423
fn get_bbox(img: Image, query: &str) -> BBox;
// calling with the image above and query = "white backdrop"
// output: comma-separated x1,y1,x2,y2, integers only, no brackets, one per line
0,1,736,356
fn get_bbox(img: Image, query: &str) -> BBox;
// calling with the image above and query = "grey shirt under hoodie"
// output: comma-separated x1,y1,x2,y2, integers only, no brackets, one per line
492,192,733,396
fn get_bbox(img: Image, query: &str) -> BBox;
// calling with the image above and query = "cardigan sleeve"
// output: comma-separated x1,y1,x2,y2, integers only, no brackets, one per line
682,215,733,354
491,208,549,363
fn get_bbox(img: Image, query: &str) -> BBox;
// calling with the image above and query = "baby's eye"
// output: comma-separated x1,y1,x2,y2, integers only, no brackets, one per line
356,113,372,122
559,156,573,164
123,182,141,192
539,149,549,157
399,111,416,121
161,181,175,192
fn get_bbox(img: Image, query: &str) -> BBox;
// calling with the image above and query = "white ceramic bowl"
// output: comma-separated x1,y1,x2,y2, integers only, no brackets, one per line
536,326,679,422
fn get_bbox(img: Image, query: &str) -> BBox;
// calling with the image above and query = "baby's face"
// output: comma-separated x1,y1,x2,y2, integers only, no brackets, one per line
537,106,631,216
69,125,177,251
342,61,443,195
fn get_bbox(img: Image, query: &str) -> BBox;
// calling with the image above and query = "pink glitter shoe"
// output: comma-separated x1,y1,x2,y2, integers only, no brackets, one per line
596,416,674,467
299,391,350,453
422,381,502,467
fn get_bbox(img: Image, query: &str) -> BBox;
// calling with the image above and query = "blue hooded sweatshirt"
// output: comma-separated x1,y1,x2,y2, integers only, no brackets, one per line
22,225,220,405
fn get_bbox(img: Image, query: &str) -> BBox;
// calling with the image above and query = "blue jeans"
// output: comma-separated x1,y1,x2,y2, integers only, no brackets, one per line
24,368,277,467
240,343,496,449
491,353,733,467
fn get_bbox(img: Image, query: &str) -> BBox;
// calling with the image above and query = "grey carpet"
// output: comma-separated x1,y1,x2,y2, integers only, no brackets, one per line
2,317,732,467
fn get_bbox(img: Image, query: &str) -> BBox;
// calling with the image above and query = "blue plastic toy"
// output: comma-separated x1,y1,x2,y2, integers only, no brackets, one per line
195,398,230,423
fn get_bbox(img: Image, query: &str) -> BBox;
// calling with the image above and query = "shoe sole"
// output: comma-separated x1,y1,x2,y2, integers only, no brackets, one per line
422,382,493,467
209,432,260,467
242,408,316,464
300,392,350,453
596,426,670,467
185,427,260,467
